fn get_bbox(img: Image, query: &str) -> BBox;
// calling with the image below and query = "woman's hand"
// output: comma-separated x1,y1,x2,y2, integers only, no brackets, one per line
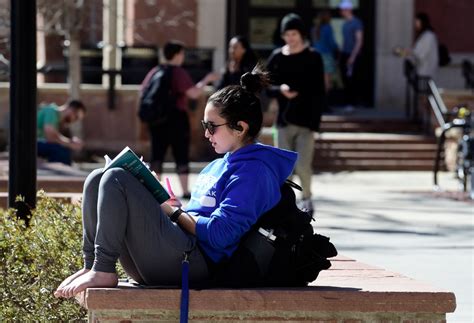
393,46,410,58
164,177,182,207
166,196,183,208
204,72,221,84
280,84,298,99
160,202,197,235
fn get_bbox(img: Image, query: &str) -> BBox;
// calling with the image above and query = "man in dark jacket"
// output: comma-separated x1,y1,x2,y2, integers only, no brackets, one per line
267,13,326,214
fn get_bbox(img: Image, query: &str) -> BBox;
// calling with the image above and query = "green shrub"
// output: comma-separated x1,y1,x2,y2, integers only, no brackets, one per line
1,193,87,321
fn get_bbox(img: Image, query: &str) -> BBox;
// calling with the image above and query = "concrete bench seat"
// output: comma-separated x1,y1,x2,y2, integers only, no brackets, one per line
75,255,456,322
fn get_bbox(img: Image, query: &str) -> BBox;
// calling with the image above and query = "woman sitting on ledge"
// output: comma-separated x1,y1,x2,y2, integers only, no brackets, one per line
54,66,297,298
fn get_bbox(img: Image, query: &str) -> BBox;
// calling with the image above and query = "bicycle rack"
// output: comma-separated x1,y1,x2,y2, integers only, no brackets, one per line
433,113,473,199
429,79,473,199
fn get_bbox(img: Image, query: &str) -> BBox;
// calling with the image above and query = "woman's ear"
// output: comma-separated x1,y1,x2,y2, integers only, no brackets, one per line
236,121,249,134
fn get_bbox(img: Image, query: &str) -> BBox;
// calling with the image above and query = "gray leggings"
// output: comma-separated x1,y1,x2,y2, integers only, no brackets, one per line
82,168,209,286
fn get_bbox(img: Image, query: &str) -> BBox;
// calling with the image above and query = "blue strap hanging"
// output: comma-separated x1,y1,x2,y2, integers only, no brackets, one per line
180,252,190,323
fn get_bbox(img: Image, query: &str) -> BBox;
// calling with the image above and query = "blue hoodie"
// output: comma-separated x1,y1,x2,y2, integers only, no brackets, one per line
185,143,297,263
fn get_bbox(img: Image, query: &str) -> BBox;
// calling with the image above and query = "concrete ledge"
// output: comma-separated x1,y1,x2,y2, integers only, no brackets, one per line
76,256,456,322
0,160,87,193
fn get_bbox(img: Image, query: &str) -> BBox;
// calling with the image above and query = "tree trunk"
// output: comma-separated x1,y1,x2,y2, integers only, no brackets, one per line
68,33,81,100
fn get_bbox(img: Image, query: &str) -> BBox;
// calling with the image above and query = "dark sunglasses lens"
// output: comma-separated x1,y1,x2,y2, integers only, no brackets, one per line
201,121,215,134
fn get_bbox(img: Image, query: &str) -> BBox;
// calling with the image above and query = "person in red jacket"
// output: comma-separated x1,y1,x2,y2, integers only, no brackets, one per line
141,41,219,198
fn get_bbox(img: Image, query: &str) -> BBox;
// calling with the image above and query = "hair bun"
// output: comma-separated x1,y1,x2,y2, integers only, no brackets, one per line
240,65,269,94
240,72,260,93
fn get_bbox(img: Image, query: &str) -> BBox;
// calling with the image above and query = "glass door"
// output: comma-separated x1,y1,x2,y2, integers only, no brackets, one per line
227,0,374,107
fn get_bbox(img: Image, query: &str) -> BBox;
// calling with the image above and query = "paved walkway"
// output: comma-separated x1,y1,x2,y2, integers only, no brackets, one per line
308,171,473,323
165,170,473,322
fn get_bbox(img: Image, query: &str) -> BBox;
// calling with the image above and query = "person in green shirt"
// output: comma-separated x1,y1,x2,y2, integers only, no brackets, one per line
37,99,86,165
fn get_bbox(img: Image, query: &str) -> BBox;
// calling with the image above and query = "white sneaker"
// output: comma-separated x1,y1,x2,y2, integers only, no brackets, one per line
301,199,314,216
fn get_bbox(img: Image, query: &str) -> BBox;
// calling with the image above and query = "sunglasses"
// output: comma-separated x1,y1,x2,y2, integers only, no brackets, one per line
200,120,229,135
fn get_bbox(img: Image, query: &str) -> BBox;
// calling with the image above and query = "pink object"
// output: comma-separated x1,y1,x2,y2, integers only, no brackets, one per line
165,177,175,197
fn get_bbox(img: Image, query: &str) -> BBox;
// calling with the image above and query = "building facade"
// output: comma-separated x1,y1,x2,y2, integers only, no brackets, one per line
30,0,474,111
1,0,473,156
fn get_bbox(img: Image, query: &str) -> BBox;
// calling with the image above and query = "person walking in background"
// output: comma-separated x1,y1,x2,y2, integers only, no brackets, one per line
141,40,218,199
37,99,86,165
312,10,339,92
395,12,439,79
266,13,326,215
338,0,363,111
217,35,257,90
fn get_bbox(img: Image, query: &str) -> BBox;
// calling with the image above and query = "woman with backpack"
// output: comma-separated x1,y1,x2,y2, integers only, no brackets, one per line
395,12,439,78
54,66,298,298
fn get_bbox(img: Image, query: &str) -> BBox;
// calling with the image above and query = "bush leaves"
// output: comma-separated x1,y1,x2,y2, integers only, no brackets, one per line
0,193,87,321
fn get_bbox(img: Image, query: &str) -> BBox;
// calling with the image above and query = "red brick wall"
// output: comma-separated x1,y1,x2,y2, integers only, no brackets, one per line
38,1,198,83
416,0,474,52
125,0,198,48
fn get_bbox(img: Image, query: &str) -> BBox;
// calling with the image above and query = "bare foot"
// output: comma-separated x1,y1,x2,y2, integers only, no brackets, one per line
59,270,118,298
54,268,90,298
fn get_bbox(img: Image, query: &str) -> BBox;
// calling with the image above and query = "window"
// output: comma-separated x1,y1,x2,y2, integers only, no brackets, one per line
312,0,359,9
250,0,296,8
249,17,278,47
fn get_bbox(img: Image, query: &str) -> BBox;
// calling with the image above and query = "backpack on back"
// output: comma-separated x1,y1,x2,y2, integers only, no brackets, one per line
438,43,451,67
138,65,175,124
213,180,338,287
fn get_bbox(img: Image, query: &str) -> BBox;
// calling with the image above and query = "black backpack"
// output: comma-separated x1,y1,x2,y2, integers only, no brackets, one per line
438,43,451,67
213,180,338,287
138,65,175,124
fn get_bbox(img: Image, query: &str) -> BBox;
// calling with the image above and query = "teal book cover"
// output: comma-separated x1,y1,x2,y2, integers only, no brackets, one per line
103,146,170,204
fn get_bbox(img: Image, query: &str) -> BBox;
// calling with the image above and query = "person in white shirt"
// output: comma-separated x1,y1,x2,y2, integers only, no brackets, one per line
399,12,439,78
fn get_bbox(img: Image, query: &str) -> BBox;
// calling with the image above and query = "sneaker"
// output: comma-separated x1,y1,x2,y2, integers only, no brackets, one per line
181,192,191,200
301,199,314,216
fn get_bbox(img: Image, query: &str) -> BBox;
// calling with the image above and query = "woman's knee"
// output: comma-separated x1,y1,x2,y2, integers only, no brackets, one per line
83,168,104,193
100,168,132,189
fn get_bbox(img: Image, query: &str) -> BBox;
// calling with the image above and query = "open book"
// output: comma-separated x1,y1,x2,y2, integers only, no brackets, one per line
103,146,170,204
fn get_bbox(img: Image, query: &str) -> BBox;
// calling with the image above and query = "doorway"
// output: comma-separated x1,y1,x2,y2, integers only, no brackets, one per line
226,0,375,107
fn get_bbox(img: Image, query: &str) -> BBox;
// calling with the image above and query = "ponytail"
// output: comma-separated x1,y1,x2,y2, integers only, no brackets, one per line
207,64,270,141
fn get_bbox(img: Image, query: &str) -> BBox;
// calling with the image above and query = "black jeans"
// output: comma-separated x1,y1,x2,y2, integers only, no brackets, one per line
148,109,190,174
339,53,362,107
37,140,72,165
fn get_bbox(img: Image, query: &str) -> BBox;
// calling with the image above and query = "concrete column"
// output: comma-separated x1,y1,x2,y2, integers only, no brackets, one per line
102,0,123,86
36,13,46,84
196,0,227,74
374,0,414,114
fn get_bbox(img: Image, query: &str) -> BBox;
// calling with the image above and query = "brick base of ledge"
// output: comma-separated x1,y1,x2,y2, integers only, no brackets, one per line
76,255,456,322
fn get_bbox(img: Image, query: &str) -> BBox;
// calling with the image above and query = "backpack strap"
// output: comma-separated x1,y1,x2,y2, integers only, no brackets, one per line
285,179,302,191
180,250,190,323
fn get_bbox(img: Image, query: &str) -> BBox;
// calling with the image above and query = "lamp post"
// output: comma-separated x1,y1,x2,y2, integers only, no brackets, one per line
9,0,37,221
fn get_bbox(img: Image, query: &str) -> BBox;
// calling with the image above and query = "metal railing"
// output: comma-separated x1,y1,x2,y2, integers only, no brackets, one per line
404,59,430,121
427,79,449,129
